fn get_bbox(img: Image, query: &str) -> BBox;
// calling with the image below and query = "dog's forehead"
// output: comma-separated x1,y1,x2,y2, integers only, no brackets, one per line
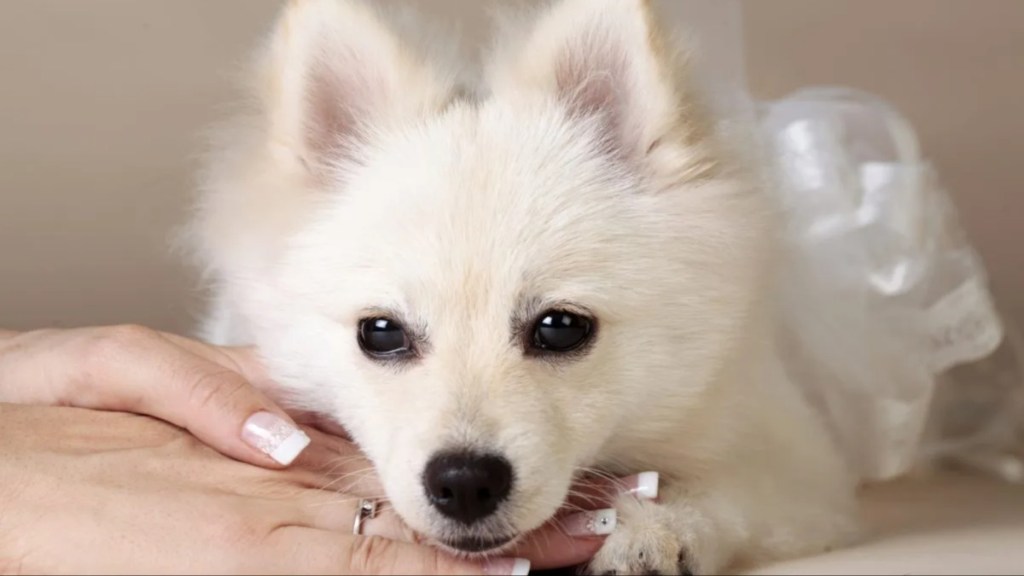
344,103,642,269
390,102,624,208
287,101,667,321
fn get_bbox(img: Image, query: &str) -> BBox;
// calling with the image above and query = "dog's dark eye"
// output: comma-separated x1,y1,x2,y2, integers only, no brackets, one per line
358,317,412,357
531,310,594,353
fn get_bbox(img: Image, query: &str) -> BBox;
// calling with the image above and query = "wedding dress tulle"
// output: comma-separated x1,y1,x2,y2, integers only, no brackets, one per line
674,0,1023,484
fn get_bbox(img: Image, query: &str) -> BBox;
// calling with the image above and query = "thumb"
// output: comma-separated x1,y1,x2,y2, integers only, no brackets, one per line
81,326,310,468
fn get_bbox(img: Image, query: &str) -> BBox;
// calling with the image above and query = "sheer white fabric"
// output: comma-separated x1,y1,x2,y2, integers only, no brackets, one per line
761,88,1023,484
672,1,1024,485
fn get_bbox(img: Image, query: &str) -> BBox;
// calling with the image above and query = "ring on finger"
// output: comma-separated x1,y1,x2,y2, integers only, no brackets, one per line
352,498,378,536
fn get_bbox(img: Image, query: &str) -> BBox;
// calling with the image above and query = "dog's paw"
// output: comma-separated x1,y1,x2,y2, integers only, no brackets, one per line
584,497,696,575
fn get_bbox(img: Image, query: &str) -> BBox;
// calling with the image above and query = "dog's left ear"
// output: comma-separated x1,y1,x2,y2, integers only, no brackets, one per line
487,0,713,173
259,0,455,180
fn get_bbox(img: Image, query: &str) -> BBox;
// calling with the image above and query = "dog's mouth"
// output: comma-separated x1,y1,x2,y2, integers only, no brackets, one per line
437,534,519,555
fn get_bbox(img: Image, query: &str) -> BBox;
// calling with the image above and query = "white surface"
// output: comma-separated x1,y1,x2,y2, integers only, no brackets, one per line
744,471,1024,575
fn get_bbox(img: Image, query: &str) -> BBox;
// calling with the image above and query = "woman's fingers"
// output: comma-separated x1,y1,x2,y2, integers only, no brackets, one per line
262,527,530,575
89,326,311,468
0,326,312,469
290,492,416,542
511,510,612,570
157,333,282,400
513,471,660,569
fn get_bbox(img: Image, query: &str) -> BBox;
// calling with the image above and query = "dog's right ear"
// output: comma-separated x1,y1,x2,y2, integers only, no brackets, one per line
257,0,454,179
486,0,716,180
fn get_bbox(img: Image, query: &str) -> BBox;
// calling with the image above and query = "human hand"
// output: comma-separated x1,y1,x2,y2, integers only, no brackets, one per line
0,327,658,573
0,403,530,575
0,325,313,468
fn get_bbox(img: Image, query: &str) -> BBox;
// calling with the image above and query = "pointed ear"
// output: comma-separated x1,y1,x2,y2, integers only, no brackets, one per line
259,0,454,177
487,0,713,173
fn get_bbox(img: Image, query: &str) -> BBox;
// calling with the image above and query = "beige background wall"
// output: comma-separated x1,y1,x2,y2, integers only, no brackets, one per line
1,1,1021,334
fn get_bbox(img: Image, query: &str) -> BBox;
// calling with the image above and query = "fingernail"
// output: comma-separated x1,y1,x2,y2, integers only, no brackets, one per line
241,411,310,465
562,508,617,537
482,557,531,575
620,471,659,499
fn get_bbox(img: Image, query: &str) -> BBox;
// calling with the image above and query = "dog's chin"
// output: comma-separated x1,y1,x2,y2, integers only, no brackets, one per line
432,534,522,557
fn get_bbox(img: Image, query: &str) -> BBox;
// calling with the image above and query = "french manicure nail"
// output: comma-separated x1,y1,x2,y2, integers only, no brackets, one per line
563,508,617,537
620,471,659,499
241,411,311,465
482,557,531,575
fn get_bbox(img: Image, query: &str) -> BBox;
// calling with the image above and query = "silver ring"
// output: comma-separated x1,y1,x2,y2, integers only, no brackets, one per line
352,498,378,536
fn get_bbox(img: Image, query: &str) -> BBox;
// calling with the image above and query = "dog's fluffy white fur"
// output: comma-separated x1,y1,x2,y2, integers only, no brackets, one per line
186,0,860,572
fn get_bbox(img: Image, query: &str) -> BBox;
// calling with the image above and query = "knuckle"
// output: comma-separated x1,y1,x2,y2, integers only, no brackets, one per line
77,325,161,404
184,367,250,415
97,324,158,349
348,535,397,575
81,324,157,367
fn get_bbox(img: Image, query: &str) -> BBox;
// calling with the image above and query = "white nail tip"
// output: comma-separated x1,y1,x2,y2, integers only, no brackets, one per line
591,508,618,535
511,558,531,575
269,428,311,465
242,411,311,466
635,471,660,500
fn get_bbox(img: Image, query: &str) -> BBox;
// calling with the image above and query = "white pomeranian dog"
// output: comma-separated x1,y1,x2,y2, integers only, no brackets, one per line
186,0,860,573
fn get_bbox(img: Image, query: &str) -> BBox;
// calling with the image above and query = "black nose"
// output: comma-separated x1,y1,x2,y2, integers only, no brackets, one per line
423,451,513,525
